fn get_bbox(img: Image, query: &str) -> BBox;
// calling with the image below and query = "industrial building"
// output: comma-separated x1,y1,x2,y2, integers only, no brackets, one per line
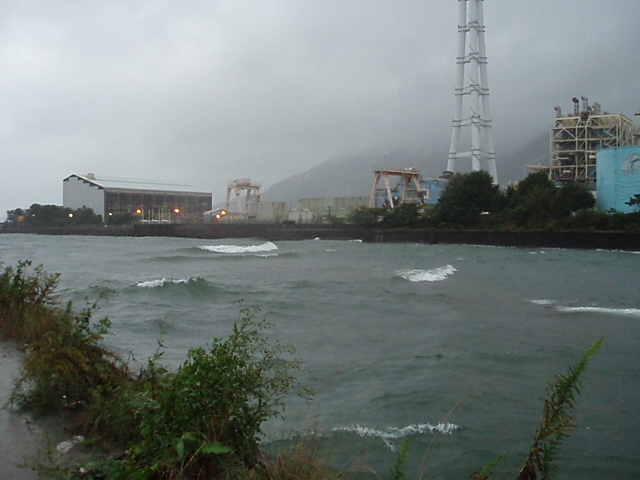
531,98,635,189
224,178,262,216
292,197,370,223
596,146,640,213
63,173,212,223
369,168,447,209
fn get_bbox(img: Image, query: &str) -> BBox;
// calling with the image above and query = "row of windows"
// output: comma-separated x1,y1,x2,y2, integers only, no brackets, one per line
104,191,212,219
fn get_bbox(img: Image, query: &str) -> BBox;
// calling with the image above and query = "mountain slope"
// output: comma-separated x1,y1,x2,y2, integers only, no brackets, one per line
262,133,549,204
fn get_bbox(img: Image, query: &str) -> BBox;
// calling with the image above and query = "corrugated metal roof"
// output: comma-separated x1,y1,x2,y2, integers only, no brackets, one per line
64,174,211,195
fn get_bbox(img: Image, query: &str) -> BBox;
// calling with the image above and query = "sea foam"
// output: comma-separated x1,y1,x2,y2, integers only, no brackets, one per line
136,277,197,288
331,423,460,451
530,299,556,306
396,265,457,282
198,242,278,254
557,306,640,317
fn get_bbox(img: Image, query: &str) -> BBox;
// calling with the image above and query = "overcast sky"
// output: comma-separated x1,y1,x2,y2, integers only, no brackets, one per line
1,0,639,219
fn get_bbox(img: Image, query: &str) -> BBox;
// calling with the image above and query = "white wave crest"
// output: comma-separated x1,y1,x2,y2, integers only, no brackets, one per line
136,278,190,288
332,423,460,451
530,299,556,306
396,265,457,283
199,242,278,254
557,306,640,317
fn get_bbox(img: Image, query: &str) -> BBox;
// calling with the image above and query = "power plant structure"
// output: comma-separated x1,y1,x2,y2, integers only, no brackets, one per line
369,168,426,208
529,98,635,189
224,178,262,217
447,0,498,183
369,168,447,209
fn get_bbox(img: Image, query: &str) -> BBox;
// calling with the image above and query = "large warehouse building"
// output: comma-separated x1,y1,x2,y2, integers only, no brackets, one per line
63,173,212,223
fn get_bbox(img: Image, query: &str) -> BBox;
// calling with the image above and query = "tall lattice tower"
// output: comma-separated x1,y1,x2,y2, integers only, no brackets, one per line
447,0,498,183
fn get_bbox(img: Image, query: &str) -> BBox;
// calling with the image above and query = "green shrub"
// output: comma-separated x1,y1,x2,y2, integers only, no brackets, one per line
0,260,60,339
11,300,131,417
120,309,312,479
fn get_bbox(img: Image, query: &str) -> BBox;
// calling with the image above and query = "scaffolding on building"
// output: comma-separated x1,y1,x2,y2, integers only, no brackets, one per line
530,97,634,188
225,178,261,216
369,168,428,208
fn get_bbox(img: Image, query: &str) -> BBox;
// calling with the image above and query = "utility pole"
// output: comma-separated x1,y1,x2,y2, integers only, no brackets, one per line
447,0,498,183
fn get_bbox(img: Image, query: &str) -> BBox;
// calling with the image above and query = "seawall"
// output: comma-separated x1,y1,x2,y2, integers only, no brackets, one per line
2,224,640,251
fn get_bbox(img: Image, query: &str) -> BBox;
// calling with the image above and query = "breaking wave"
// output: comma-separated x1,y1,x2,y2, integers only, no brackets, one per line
557,306,640,317
331,423,460,451
396,265,457,283
532,300,640,317
530,299,556,306
136,278,193,288
198,242,278,254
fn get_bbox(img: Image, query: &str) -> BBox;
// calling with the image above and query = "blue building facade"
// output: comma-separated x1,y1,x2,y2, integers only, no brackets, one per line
596,146,640,213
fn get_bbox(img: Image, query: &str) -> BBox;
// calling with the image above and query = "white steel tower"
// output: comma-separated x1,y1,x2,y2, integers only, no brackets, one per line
447,0,498,183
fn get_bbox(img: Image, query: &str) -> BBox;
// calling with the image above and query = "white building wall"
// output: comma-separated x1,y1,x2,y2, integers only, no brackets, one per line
63,176,105,219
255,201,287,221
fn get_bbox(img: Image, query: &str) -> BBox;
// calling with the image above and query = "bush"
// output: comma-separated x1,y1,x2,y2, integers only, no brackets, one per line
123,310,312,479
0,260,60,338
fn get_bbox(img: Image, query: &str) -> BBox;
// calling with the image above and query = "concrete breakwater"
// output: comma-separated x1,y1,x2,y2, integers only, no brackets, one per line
2,224,640,251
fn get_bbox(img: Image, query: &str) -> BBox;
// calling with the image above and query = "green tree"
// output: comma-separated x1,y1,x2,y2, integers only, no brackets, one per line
15,204,102,227
26,203,71,227
348,206,386,226
5,208,25,225
434,171,505,228
626,193,640,211
380,202,420,228
106,211,135,226
506,172,556,228
552,183,595,218
71,206,102,226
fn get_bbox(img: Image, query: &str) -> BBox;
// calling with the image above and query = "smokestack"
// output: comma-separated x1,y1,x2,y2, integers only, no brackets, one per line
572,97,580,116
581,95,589,113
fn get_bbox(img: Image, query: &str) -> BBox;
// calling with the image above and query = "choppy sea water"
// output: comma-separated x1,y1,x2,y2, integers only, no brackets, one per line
0,234,638,479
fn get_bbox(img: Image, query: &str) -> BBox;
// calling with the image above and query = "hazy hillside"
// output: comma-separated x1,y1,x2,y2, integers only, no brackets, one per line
498,132,550,184
262,132,549,204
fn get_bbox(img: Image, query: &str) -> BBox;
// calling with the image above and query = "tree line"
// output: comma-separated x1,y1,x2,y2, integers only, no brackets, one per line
5,204,135,227
350,171,640,231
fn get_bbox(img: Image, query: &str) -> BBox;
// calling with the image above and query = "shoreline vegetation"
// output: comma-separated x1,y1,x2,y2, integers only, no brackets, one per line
0,259,604,479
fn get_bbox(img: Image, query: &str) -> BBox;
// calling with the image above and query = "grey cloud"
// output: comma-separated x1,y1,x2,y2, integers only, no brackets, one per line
1,0,638,216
